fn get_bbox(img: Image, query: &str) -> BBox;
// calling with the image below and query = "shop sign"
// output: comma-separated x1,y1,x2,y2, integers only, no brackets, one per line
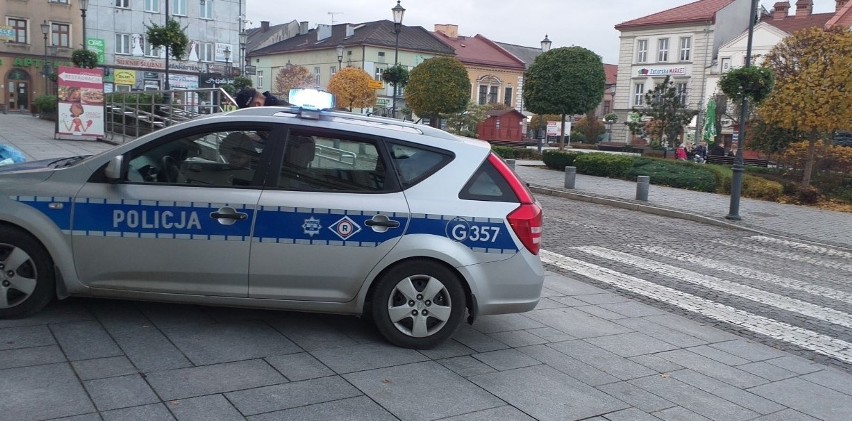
115,57,202,72
637,67,688,76
215,43,233,62
9,57,72,69
143,71,159,80
56,66,105,139
114,70,136,86
86,39,106,65
0,25,14,42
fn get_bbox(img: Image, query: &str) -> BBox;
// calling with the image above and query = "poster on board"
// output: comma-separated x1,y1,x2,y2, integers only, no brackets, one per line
56,66,105,140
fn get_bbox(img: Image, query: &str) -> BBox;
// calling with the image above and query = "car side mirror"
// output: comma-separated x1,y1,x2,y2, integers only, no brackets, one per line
105,155,124,181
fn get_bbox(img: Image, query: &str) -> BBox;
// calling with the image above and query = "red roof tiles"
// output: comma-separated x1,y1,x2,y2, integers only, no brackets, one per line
432,32,526,71
764,12,834,33
615,0,735,30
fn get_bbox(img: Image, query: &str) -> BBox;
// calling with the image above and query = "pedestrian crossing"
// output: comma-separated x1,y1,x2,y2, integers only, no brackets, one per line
540,235,852,365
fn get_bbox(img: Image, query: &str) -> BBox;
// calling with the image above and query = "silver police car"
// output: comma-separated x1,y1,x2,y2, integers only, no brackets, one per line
0,90,543,348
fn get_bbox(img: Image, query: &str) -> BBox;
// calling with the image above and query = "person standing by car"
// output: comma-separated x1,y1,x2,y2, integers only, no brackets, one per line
234,88,284,108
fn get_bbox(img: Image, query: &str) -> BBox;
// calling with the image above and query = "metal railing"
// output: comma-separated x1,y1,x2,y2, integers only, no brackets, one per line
104,87,237,144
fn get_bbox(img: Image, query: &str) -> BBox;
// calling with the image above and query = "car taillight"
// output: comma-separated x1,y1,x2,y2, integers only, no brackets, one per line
508,203,542,255
488,154,542,254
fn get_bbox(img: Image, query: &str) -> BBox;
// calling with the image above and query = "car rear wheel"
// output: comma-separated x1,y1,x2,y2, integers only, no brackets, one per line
0,227,55,318
371,260,466,349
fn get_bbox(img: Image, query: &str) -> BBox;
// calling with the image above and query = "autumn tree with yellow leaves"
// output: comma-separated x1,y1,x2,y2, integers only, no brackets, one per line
327,67,377,112
759,27,852,186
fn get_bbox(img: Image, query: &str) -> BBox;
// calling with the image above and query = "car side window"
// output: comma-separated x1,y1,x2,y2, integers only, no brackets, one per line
126,129,269,187
277,130,387,192
389,143,451,188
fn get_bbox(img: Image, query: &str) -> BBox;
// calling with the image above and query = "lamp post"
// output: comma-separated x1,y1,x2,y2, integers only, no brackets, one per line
164,0,170,91
608,85,616,140
49,44,58,95
224,47,231,78
41,21,50,96
336,44,344,71
239,29,247,76
390,0,405,119
726,0,759,221
540,34,552,53
80,0,87,50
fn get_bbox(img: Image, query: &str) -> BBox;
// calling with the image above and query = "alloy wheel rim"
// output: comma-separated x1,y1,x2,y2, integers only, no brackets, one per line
0,244,38,309
387,274,452,338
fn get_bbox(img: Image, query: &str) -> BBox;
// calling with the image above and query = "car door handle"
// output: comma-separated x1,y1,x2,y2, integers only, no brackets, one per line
365,216,400,228
365,220,400,228
209,211,248,220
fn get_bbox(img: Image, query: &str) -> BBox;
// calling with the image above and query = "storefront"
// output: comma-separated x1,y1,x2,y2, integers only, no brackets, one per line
1,54,72,113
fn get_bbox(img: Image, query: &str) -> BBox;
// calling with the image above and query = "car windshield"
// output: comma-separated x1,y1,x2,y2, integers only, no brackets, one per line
47,155,91,168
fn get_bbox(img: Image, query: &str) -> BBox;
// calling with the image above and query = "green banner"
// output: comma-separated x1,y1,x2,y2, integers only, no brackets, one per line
86,38,106,65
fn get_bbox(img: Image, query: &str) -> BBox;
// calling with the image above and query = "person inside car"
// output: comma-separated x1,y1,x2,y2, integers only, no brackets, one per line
235,88,285,109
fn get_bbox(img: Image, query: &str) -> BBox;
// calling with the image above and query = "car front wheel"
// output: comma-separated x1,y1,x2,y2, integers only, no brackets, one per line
371,260,466,349
0,226,55,318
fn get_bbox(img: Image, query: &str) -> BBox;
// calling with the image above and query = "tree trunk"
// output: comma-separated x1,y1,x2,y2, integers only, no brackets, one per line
801,134,818,187
559,113,566,150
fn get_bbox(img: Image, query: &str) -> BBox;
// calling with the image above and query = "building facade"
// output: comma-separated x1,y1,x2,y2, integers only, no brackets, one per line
2,0,83,112
85,0,246,92
247,20,454,115
612,0,752,144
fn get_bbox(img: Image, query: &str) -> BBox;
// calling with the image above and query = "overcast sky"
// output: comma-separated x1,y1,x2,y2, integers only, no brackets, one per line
245,0,837,63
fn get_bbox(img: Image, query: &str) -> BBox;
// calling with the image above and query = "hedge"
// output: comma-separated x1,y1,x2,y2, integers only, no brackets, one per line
491,146,540,160
574,153,633,178
626,158,717,192
542,150,581,170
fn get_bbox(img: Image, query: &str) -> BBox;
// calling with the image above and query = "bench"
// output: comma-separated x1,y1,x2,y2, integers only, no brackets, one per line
706,155,769,167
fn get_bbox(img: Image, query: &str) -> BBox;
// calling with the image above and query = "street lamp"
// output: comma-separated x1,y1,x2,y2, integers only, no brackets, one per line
80,0,88,50
41,21,49,96
164,0,170,91
608,85,616,140
336,44,344,71
224,47,231,78
49,44,58,95
390,0,405,119
239,29,247,76
541,34,552,53
726,0,759,221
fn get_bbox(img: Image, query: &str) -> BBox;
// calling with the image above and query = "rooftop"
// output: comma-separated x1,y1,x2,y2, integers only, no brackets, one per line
615,0,735,30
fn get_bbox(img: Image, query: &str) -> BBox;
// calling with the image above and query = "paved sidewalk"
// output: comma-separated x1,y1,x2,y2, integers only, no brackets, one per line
0,113,116,161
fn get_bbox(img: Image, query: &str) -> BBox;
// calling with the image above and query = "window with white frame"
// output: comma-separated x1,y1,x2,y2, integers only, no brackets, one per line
636,39,648,63
633,83,645,106
314,67,321,86
657,38,669,62
51,22,70,48
257,70,264,90
331,66,337,75
115,33,132,54
144,38,161,57
144,0,159,13
504,87,512,107
114,0,130,8
374,66,385,81
478,85,488,105
200,42,214,61
49,0,70,3
679,37,691,61
171,0,187,16
200,0,213,19
676,82,688,105
8,18,28,44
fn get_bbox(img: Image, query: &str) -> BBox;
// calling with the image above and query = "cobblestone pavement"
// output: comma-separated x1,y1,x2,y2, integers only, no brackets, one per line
513,161,852,249
2,113,852,420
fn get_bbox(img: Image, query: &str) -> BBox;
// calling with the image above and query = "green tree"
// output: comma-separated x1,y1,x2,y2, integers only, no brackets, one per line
71,49,98,69
327,67,376,111
381,64,409,92
274,65,314,97
443,102,489,137
232,77,252,91
759,27,852,186
524,46,605,149
145,18,189,60
405,57,471,127
626,75,697,148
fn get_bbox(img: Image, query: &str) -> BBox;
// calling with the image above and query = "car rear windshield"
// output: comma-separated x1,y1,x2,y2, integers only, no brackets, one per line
389,143,452,189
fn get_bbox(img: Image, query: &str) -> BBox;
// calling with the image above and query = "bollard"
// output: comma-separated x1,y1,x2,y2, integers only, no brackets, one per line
506,159,515,170
564,166,576,189
636,175,650,201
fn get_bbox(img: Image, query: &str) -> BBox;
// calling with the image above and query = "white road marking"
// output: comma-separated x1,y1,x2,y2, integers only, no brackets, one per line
573,246,852,329
712,239,852,272
747,235,852,259
636,245,852,305
540,249,852,364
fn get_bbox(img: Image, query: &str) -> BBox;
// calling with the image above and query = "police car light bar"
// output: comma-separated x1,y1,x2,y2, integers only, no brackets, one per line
289,89,335,119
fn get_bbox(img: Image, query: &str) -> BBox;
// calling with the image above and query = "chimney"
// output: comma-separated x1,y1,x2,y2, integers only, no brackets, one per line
434,24,459,39
261,21,270,32
300,21,309,35
345,24,356,38
773,1,790,19
838,0,849,11
316,24,332,41
795,0,813,17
